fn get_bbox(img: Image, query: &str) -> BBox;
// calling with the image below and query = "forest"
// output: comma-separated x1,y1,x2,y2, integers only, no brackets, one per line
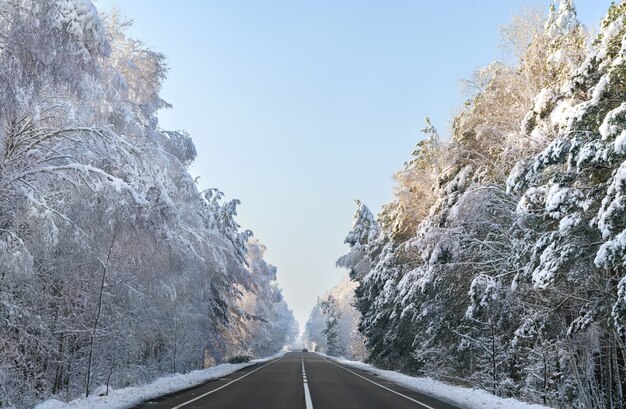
0,1,297,407
305,1,626,408
3,0,626,408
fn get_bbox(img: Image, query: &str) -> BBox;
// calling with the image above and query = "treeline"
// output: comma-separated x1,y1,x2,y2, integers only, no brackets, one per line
0,1,296,407
303,274,367,360
336,1,626,408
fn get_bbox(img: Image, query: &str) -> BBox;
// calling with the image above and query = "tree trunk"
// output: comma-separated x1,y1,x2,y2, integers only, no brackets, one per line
85,230,117,398
106,361,115,396
490,321,498,396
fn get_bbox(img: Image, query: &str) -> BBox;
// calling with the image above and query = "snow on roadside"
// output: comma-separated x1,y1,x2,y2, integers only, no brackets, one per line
34,352,286,409
321,354,553,409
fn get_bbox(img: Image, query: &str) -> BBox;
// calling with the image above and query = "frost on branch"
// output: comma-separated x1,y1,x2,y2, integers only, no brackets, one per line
56,0,110,62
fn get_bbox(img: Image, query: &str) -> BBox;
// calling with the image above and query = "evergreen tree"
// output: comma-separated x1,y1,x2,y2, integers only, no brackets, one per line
333,1,626,407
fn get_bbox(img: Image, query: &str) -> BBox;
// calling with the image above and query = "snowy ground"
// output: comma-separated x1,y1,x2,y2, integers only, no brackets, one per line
321,353,553,409
34,352,286,409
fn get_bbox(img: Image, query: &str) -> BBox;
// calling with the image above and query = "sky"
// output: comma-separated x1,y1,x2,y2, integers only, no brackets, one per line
96,0,612,332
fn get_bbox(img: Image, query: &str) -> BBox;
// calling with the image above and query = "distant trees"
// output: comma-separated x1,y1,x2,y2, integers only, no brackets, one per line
237,239,298,357
327,1,626,408
321,295,342,357
303,301,328,353
0,1,295,408
303,275,367,360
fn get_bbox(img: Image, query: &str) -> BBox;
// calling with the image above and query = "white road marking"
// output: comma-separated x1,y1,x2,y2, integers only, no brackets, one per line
317,354,437,409
302,354,314,409
170,356,283,409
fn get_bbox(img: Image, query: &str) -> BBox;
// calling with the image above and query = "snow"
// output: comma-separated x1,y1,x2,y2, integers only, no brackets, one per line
613,276,626,335
344,200,380,246
505,162,523,193
547,49,566,65
545,184,567,218
558,213,580,233
56,0,109,61
597,161,626,239
595,229,626,267
599,102,626,139
555,9,576,33
322,354,553,409
545,0,577,38
599,102,626,153
590,75,609,106
548,99,573,131
33,352,286,409
615,131,626,154
611,33,626,69
533,88,555,114
597,18,624,63
466,274,499,318
533,249,558,289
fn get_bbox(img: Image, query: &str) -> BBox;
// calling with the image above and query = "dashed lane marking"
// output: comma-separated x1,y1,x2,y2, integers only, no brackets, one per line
302,354,314,409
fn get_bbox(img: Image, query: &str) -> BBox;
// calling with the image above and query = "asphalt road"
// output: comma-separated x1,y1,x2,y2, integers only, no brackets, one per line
134,352,461,409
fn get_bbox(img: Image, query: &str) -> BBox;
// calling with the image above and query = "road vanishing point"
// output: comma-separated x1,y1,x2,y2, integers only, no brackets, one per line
134,352,461,409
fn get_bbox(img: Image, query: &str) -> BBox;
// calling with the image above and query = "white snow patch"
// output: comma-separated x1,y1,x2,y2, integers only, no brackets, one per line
34,352,286,409
549,99,574,130
56,0,109,61
323,354,552,409
590,75,610,106
599,102,626,140
597,18,624,62
533,88,555,114
547,49,566,65
615,130,626,154
559,213,581,234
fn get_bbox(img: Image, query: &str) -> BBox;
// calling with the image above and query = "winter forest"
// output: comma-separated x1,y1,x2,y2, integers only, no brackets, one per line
0,1,297,407
305,1,626,408
3,0,626,408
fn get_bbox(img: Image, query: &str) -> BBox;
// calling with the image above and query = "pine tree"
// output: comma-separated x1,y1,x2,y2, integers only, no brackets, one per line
507,3,626,406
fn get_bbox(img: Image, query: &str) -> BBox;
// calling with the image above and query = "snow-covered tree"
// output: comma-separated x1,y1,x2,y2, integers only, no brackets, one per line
303,275,367,360
303,300,328,353
332,2,626,407
321,295,342,357
379,119,445,242
0,2,295,407
506,4,626,405
336,200,380,279
237,239,298,357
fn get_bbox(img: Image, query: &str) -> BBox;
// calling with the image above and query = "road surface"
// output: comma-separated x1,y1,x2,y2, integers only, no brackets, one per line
134,352,461,409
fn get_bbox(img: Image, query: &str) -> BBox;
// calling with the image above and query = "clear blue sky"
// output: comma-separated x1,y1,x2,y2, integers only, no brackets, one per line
96,0,612,332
